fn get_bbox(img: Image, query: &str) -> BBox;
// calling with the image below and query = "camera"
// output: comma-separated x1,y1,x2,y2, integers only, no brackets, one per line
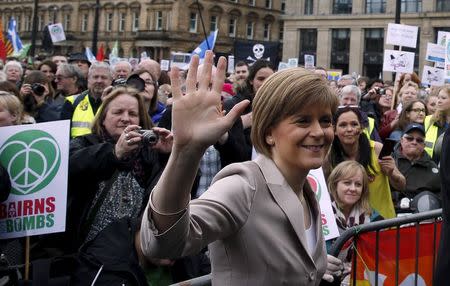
31,83,46,96
138,129,159,146
376,87,385,95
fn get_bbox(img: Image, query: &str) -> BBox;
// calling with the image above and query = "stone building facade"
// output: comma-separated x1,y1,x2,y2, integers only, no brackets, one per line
282,0,450,78
0,0,284,61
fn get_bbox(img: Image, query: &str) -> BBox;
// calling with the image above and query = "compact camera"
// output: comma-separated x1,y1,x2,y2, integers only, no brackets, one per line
376,87,385,96
31,83,46,96
138,129,159,146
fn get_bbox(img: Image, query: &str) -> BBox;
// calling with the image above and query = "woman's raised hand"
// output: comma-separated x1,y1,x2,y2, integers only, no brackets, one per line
170,51,249,153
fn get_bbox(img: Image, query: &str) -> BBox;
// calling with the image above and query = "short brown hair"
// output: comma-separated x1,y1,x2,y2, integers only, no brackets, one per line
327,161,371,214
91,87,152,138
251,68,339,157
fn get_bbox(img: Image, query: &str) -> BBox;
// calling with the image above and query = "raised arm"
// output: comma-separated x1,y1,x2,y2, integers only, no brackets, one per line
148,52,249,232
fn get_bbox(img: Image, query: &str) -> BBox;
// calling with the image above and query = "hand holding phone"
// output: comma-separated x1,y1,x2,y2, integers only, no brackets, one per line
379,138,397,159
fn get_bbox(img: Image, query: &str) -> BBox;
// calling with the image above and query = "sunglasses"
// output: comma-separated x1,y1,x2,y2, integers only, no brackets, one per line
403,134,425,144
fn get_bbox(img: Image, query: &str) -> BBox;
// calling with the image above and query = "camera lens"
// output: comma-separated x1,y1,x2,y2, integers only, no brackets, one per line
139,130,159,146
31,83,45,96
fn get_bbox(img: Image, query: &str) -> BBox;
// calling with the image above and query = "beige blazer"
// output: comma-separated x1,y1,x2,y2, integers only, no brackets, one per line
140,155,327,285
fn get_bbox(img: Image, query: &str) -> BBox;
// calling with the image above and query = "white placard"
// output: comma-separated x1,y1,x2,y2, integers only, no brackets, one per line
128,58,139,70
445,38,450,82
277,62,289,71
0,121,70,239
160,59,170,71
227,55,235,74
48,23,66,43
426,43,445,63
307,168,339,241
386,23,419,48
422,66,445,86
437,31,450,46
287,58,298,68
304,55,315,69
382,49,415,73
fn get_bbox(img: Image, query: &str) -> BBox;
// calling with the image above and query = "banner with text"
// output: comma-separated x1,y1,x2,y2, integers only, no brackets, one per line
0,121,70,239
307,167,339,241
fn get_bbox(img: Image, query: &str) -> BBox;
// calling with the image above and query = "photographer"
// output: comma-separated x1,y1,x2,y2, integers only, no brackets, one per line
63,86,172,255
19,71,60,122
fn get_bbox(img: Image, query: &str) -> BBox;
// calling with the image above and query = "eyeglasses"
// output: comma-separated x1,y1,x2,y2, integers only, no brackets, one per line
403,134,425,144
409,108,426,114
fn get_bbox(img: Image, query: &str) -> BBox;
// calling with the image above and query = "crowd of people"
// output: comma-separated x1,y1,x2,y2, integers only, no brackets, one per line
0,50,449,285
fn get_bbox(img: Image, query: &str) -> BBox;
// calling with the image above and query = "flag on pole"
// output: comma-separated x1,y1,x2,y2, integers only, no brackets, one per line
16,43,31,60
85,47,96,64
96,44,105,62
191,30,218,60
7,17,23,54
109,41,119,60
0,21,9,61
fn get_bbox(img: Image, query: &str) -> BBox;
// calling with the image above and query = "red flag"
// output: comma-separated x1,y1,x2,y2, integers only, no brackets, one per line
96,44,105,62
0,21,8,61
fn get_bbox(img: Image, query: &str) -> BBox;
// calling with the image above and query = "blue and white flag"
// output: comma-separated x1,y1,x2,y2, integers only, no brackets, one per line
7,17,23,54
85,47,97,64
191,30,218,60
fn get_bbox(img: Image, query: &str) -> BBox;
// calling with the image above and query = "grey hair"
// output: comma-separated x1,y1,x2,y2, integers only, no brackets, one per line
338,74,356,85
88,61,113,79
113,60,132,71
340,84,361,104
4,60,23,77
58,63,84,80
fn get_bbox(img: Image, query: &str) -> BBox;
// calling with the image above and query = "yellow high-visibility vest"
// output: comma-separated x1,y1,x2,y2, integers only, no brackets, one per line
424,115,438,157
363,117,375,140
66,92,96,138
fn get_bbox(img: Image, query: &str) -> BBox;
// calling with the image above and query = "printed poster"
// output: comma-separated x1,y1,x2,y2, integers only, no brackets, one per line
304,55,315,69
48,23,66,43
307,167,339,241
446,38,450,82
437,31,450,47
0,121,70,239
287,58,298,68
421,66,445,86
425,43,445,63
277,62,289,71
160,59,170,72
382,49,415,73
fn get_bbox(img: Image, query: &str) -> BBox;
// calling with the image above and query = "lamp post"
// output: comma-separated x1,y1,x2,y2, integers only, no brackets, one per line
92,0,100,57
30,0,39,58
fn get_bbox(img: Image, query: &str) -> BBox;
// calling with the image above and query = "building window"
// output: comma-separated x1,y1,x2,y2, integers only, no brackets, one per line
279,21,284,41
437,0,450,11
249,0,255,6
299,29,317,64
119,12,126,32
81,13,88,32
63,14,71,30
189,12,198,32
25,15,31,31
331,28,350,74
265,0,272,8
106,12,113,32
401,0,422,12
263,23,271,41
132,12,139,31
156,11,163,30
229,18,237,37
333,0,352,14
305,0,314,15
210,15,218,32
281,0,286,13
246,22,254,39
38,14,44,31
363,28,384,78
15,15,21,31
366,0,386,13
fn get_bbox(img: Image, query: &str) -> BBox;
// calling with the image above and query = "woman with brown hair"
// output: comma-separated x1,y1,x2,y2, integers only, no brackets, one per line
388,99,427,141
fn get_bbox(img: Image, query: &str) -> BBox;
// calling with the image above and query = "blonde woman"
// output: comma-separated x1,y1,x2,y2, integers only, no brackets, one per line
424,85,450,160
0,91,25,126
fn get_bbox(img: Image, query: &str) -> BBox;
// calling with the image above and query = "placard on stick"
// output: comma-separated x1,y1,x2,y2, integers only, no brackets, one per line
386,23,418,48
383,49,415,73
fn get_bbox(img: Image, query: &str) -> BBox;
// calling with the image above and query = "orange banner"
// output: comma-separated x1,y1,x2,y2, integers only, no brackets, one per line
354,222,441,286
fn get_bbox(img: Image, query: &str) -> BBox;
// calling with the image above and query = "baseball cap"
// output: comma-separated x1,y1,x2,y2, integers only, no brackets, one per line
404,123,425,136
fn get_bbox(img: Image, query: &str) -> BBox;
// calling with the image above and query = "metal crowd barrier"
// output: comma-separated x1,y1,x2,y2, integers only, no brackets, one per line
330,209,443,286
170,209,442,286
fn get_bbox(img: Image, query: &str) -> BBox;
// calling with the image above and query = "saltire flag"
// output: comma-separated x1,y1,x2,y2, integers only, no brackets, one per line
7,17,23,54
234,40,280,67
191,30,218,60
109,41,119,60
85,47,96,64
96,44,105,62
352,222,441,286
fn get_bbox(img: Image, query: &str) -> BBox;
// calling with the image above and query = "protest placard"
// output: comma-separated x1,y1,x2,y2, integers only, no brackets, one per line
287,58,298,68
304,55,315,69
422,66,445,86
227,55,235,74
438,31,450,46
128,58,139,70
277,62,289,71
382,49,415,73
48,23,66,43
426,43,445,63
327,70,342,81
386,23,418,48
307,168,339,241
160,59,170,71
445,38,450,83
0,121,70,239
